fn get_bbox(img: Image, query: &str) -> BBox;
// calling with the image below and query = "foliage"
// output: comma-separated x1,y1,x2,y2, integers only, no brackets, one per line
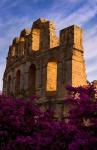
0,84,97,149
65,84,97,150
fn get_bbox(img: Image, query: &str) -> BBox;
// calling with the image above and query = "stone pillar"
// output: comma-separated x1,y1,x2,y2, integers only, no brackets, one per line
3,75,7,95
11,70,14,94
41,64,47,99
60,25,87,87
20,28,31,55
32,18,59,51
57,61,66,99
35,61,42,97
23,62,31,92
12,37,19,57
20,66,25,92
13,70,17,96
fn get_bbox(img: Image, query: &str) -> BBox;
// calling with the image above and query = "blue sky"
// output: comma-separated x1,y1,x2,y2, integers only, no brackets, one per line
0,0,97,90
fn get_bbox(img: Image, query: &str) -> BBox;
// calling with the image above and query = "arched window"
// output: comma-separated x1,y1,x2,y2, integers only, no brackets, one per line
19,37,25,55
15,70,21,95
31,29,40,51
11,46,16,56
46,61,57,91
28,64,36,95
7,75,11,95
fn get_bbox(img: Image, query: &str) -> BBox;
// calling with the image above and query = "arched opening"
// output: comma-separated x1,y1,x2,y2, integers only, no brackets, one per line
15,70,21,95
7,75,11,95
31,29,40,51
11,46,16,56
28,64,36,95
46,61,57,92
19,37,25,55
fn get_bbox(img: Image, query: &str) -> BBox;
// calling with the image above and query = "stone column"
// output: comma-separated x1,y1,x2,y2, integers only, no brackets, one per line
11,70,15,94
60,25,87,87
40,63,47,99
20,67,24,92
3,76,7,95
23,62,31,96
35,61,42,97
57,61,66,99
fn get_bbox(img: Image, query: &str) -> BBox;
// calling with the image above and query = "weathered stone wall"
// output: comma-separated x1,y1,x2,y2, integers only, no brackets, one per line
60,25,87,87
3,18,87,117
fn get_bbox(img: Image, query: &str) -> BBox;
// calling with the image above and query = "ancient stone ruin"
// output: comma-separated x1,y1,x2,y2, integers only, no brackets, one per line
3,18,87,117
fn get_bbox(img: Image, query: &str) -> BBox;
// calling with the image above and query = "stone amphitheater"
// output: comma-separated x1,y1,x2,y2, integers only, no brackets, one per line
3,18,87,117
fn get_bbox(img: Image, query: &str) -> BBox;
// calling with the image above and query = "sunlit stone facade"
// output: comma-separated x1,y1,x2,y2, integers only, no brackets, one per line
3,18,87,117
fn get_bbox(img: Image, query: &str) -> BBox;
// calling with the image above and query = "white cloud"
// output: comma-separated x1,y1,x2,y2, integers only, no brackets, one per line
47,1,97,30
0,0,21,9
46,0,97,81
66,5,97,26
84,24,97,61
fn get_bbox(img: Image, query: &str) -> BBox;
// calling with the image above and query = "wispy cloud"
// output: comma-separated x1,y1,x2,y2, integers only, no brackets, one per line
65,5,97,26
47,0,97,29
0,0,21,10
45,0,97,81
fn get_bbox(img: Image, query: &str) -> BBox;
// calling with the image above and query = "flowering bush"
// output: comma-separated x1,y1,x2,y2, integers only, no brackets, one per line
66,84,97,149
0,83,97,149
0,95,68,150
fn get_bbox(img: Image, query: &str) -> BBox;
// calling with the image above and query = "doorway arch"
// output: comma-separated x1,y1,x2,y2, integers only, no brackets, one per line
28,64,36,95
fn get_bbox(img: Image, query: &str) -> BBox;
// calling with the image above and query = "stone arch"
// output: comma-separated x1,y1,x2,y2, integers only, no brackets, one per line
15,70,21,95
46,59,58,92
7,75,11,95
28,64,36,95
